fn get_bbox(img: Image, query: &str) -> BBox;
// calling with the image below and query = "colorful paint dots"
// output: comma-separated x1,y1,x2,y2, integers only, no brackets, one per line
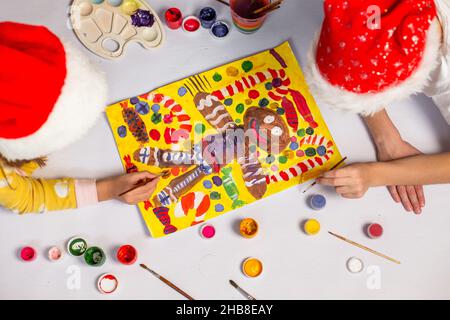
151,103,160,113
212,72,222,82
297,128,306,137
224,98,233,106
242,60,253,72
306,127,314,135
178,86,188,97
296,149,305,157
258,98,269,107
272,78,282,88
121,0,138,15
20,246,37,262
236,103,245,114
117,125,127,138
265,82,273,90
235,119,241,124
248,90,260,99
289,142,299,151
130,97,139,104
283,150,294,159
226,66,239,77
271,165,278,171
265,154,275,164
151,113,162,124
278,156,288,164
317,145,327,156
276,108,285,115
195,123,206,134
305,147,316,157
245,99,253,105
249,145,257,153
203,180,213,189
212,176,222,186
149,129,160,141
136,101,149,115
215,204,224,212
210,191,221,200
269,102,278,110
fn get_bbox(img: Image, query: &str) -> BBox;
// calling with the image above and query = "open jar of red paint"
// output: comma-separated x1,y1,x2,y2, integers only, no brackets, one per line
117,245,138,265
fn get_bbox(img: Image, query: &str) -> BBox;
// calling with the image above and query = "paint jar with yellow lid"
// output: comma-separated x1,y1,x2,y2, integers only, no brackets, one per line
239,218,259,238
242,257,263,278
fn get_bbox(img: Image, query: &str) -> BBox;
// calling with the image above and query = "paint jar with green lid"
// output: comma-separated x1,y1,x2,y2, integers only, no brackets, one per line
67,236,88,257
84,246,106,267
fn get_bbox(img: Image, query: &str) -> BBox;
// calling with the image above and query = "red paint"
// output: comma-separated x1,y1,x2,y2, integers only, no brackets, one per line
281,97,299,131
289,89,318,129
183,16,200,32
117,245,138,265
20,246,37,262
367,223,383,239
171,167,180,176
248,90,260,99
165,8,183,30
149,129,161,141
200,225,216,239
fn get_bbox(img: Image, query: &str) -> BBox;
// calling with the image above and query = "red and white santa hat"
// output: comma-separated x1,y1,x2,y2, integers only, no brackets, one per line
0,22,107,161
305,0,440,115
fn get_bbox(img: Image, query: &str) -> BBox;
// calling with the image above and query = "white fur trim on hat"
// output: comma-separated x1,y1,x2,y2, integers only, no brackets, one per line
0,42,107,161
304,19,442,116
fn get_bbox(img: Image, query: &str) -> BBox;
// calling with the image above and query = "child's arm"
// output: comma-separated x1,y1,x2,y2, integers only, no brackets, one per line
0,167,159,214
363,110,425,213
317,152,450,214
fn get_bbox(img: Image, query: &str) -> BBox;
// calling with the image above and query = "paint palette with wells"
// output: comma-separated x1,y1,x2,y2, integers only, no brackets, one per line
106,41,342,238
70,0,164,59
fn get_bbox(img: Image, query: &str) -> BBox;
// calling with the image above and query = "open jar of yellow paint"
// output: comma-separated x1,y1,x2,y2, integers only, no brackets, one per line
242,257,263,278
239,218,259,238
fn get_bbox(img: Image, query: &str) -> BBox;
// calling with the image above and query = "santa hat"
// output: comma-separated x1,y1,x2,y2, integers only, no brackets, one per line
305,0,440,116
0,22,107,161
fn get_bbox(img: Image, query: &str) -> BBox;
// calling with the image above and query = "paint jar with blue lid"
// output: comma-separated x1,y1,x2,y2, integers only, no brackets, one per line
310,194,326,210
199,7,217,29
210,21,230,39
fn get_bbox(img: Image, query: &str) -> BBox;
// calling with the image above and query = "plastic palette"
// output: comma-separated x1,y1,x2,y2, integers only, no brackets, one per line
70,0,164,59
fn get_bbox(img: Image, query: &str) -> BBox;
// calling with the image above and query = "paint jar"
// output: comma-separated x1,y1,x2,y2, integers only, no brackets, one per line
242,257,263,277
230,0,270,34
117,244,138,265
97,273,119,294
67,236,88,256
84,246,106,267
48,246,63,262
367,223,383,239
20,246,37,262
165,7,183,30
199,7,217,29
182,16,201,32
310,194,326,210
304,219,321,235
239,218,258,238
200,224,216,239
210,21,230,39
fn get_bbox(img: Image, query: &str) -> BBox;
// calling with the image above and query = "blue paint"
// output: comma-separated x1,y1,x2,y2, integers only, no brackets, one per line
212,176,222,186
289,142,299,150
136,101,149,115
178,86,188,97
317,145,327,156
211,21,230,39
215,204,224,212
117,125,127,138
310,194,326,210
107,0,122,6
203,180,213,189
224,98,233,106
151,104,160,113
199,7,217,29
265,82,273,90
130,97,139,105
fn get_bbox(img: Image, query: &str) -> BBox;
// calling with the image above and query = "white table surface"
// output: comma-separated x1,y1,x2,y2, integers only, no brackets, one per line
1,0,450,300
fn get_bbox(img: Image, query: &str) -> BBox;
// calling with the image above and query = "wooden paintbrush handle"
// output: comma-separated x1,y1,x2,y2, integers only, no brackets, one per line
160,276,195,300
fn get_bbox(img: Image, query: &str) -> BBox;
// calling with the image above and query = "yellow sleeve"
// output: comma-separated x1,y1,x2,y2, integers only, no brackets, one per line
0,164,77,214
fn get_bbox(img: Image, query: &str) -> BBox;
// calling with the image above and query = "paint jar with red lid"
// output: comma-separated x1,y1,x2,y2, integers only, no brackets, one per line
165,7,183,30
117,244,138,265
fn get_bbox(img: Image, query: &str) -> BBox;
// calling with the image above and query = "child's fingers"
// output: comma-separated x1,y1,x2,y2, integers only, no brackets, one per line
397,186,413,212
131,178,159,196
335,186,354,194
321,167,350,178
387,186,401,203
414,185,425,207
341,193,361,199
317,177,353,187
406,185,421,214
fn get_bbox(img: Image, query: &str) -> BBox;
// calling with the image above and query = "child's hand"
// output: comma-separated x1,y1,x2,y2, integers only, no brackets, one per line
97,172,160,204
377,139,424,214
317,163,373,199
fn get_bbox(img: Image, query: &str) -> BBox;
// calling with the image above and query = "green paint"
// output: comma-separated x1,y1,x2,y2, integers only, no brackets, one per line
213,72,222,82
305,147,316,157
249,144,257,153
195,123,206,134
242,60,253,72
279,156,288,164
151,113,162,125
236,103,245,114
266,154,275,164
84,246,106,267
221,167,245,209
297,128,306,137
306,127,314,135
259,98,269,107
235,119,241,124
210,191,221,200
67,237,87,256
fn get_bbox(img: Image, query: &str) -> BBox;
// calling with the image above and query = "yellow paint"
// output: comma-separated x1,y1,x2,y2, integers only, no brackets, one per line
243,258,263,277
304,219,321,235
226,66,239,77
122,0,138,15
106,42,343,238
239,218,258,238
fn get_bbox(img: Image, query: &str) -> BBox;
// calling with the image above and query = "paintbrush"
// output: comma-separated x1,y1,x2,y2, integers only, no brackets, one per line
140,264,195,300
215,0,230,6
229,280,256,300
118,170,169,197
302,156,348,194
253,0,283,15
328,231,401,264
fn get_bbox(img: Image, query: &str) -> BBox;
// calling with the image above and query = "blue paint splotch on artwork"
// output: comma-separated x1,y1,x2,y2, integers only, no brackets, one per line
151,104,160,113
203,180,213,189
117,125,127,138
178,86,188,97
215,204,224,212
136,101,150,115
